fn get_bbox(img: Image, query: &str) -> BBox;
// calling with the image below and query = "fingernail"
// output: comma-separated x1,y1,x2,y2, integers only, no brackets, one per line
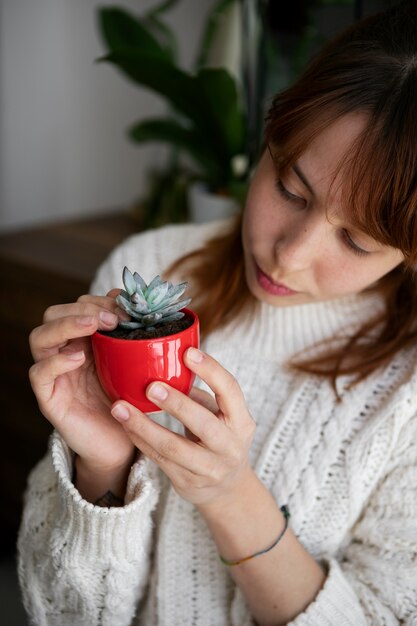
148,383,168,401
100,310,118,326
111,404,130,422
187,347,203,363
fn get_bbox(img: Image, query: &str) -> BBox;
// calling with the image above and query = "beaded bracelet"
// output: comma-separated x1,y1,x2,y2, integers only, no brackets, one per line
219,505,290,567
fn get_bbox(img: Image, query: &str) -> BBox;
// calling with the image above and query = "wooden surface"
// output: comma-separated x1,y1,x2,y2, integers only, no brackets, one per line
0,210,139,554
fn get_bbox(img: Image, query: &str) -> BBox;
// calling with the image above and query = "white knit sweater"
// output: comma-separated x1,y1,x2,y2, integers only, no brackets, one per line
18,221,417,626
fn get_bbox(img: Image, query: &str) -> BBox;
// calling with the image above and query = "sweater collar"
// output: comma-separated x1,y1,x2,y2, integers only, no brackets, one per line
219,290,384,360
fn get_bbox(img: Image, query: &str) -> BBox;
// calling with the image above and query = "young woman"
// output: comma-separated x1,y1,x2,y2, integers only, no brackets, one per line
18,2,417,625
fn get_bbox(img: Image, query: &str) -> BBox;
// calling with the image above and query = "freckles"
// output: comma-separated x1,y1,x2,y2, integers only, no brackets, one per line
319,260,352,294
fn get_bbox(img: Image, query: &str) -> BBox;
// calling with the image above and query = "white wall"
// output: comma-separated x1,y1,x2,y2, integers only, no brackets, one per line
0,0,213,231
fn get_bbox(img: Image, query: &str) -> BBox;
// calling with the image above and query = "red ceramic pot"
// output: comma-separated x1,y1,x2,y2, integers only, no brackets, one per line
92,308,199,413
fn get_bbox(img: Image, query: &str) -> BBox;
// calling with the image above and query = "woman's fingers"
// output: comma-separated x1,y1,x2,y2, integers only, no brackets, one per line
43,296,126,324
111,402,212,474
184,348,251,424
105,288,122,299
142,382,228,452
140,348,255,448
29,350,86,416
30,310,117,361
188,387,219,414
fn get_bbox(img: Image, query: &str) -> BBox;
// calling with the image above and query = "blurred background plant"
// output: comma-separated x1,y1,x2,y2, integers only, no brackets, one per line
98,0,248,227
97,0,360,228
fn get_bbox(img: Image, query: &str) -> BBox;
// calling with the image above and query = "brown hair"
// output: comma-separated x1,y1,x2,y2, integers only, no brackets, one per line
169,1,417,390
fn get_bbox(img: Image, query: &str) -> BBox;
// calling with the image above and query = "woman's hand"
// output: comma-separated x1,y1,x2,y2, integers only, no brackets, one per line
110,347,256,507
29,292,136,474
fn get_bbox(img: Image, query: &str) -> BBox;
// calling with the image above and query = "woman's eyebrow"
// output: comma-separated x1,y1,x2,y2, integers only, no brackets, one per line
292,163,316,198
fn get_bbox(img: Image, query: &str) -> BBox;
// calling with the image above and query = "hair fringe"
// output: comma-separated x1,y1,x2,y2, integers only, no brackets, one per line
166,215,256,338
167,1,417,393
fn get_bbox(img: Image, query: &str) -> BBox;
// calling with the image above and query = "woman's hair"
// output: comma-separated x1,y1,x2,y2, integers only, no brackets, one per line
168,0,417,391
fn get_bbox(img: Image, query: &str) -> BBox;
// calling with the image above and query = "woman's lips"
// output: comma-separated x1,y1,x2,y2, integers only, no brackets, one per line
255,263,299,296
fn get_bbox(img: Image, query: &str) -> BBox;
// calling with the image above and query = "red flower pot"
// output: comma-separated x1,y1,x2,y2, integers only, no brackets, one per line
92,308,199,413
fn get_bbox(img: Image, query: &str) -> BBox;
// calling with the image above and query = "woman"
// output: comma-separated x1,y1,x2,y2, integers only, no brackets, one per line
18,2,417,624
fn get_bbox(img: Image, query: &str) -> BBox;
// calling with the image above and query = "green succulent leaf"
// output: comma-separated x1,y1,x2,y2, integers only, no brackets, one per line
142,312,163,325
115,268,191,330
116,294,138,318
159,311,185,323
119,320,143,329
118,289,131,301
157,298,191,316
148,281,170,307
122,266,137,296
133,271,147,293
130,293,150,314
146,274,163,295
166,282,188,300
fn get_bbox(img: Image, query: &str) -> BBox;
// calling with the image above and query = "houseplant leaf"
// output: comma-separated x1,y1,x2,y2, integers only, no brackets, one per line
99,51,234,185
196,67,246,158
98,51,207,128
141,13,178,63
98,7,172,63
128,117,225,187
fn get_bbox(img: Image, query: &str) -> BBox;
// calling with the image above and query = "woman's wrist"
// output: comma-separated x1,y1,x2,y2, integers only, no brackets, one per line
196,464,284,559
197,465,326,625
73,452,137,507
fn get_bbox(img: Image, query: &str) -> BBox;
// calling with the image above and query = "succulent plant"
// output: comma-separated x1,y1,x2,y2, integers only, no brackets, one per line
116,266,191,330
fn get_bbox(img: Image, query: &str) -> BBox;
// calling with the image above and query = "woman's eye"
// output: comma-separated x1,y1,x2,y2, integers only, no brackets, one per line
276,179,305,205
341,229,370,257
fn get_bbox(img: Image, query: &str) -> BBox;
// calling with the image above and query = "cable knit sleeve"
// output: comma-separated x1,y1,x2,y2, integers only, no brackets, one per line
17,432,160,626
17,221,222,626
232,412,417,626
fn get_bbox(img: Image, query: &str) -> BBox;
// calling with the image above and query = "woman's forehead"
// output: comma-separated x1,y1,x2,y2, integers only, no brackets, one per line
298,114,367,183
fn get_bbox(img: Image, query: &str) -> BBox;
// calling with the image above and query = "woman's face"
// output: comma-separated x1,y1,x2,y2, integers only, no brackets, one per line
242,114,404,307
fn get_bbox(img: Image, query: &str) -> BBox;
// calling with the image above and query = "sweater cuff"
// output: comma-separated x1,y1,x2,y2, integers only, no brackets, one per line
286,558,367,626
50,431,160,561
231,558,367,626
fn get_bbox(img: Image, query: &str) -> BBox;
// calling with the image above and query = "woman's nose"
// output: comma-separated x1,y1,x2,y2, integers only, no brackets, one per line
274,215,328,272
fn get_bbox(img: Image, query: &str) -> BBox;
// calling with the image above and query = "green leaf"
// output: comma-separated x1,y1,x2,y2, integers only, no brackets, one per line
166,282,187,300
160,312,184,323
148,281,169,307
142,311,163,325
196,68,246,157
131,292,149,314
119,320,143,329
116,294,140,318
97,7,172,63
142,14,178,63
146,275,163,296
133,271,147,294
158,298,192,316
122,266,137,295
128,117,225,185
98,51,207,127
98,52,246,189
